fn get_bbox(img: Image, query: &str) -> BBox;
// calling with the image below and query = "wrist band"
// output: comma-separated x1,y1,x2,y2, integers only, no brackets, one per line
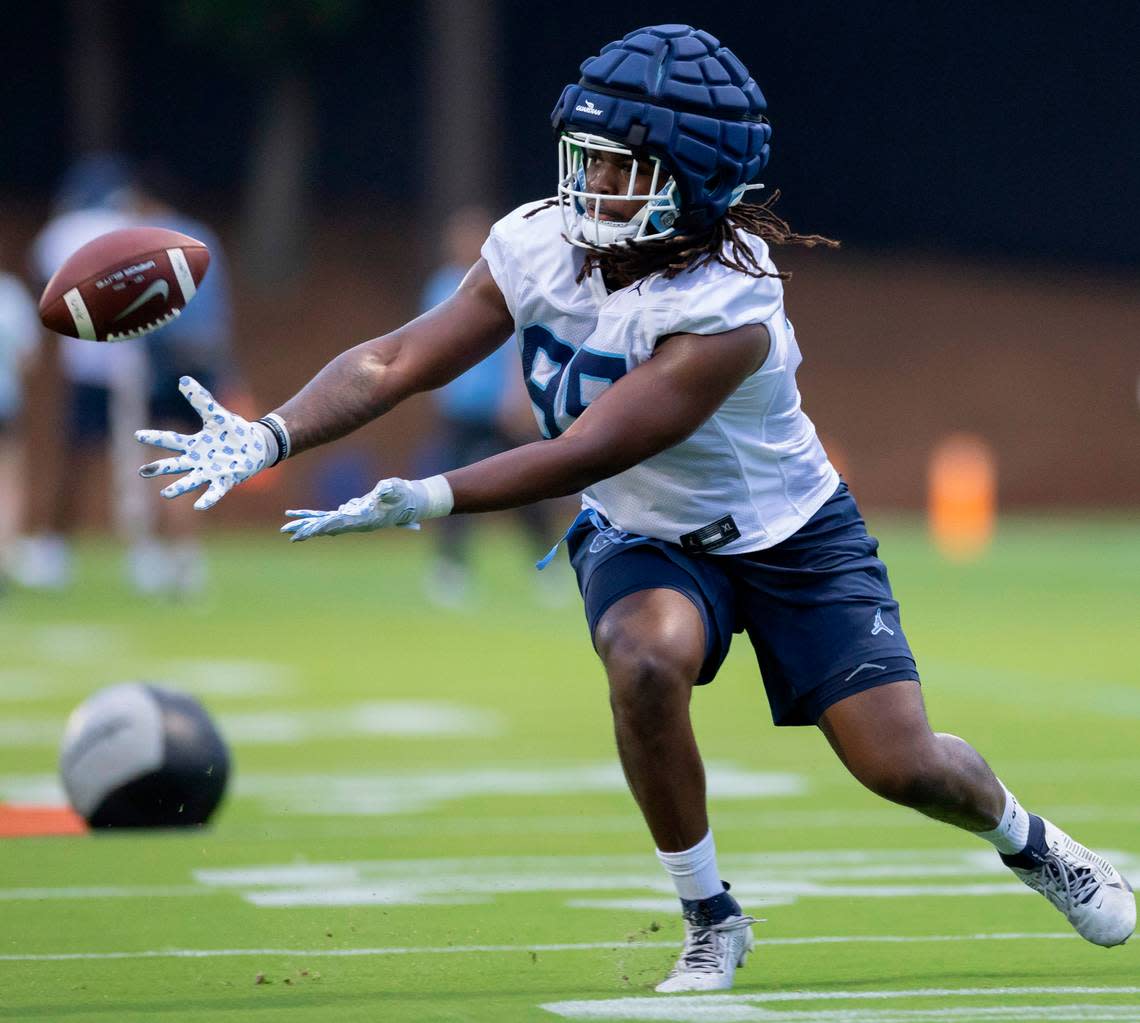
418,474,455,519
257,414,291,467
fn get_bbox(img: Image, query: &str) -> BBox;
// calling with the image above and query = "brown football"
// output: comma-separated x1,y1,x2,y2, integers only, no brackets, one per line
38,226,210,342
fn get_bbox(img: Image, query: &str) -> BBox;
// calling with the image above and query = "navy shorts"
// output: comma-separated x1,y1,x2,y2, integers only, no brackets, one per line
568,481,919,726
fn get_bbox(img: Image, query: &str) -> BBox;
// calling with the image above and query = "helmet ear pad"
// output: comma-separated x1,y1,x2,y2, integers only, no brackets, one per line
665,111,772,232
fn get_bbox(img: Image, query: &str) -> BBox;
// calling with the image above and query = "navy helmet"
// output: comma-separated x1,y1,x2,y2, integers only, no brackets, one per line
552,25,771,247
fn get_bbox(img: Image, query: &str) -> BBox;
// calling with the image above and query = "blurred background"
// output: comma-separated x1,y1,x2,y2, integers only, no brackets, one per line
0,0,1137,584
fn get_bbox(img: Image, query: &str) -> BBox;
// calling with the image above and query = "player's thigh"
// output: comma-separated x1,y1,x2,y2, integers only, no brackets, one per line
817,678,933,774
594,587,707,686
568,524,735,689
730,482,919,725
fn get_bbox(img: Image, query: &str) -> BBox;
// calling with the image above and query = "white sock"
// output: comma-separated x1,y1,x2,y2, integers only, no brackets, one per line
976,782,1030,854
655,830,725,902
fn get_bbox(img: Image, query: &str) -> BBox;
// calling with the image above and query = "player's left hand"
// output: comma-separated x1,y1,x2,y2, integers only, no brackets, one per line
280,476,454,542
135,376,276,512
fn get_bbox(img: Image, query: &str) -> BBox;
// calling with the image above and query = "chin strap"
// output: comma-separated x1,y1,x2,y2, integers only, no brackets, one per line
728,182,765,208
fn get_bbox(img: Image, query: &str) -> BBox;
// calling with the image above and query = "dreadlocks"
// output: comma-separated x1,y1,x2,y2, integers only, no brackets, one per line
525,190,839,292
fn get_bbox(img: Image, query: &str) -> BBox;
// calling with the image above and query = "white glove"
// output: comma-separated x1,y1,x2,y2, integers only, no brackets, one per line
135,375,284,511
280,475,454,543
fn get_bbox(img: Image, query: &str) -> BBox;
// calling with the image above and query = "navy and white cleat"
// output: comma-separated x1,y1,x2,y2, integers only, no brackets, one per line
1002,816,1135,947
655,914,756,993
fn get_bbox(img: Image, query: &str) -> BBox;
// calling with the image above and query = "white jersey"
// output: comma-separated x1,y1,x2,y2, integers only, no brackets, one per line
481,201,838,555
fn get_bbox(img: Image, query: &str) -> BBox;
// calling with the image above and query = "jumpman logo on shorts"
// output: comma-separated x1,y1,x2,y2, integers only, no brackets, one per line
871,608,895,636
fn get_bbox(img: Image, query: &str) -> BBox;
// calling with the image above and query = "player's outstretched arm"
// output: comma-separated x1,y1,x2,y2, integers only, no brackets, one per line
446,322,770,510
268,259,512,456
281,323,769,540
136,259,512,509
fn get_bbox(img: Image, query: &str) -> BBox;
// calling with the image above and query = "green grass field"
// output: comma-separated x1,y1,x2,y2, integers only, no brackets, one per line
1,515,1137,1022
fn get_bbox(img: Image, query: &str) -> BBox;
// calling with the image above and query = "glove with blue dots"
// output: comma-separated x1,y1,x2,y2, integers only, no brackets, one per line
280,476,454,542
135,375,277,511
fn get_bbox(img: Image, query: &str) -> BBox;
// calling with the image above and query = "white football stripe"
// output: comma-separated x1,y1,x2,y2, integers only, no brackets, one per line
62,288,97,340
166,247,196,304
59,682,165,817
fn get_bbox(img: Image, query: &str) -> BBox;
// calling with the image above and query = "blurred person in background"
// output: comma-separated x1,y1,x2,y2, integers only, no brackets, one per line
20,155,236,596
122,170,237,597
17,153,143,590
0,245,41,588
420,205,559,607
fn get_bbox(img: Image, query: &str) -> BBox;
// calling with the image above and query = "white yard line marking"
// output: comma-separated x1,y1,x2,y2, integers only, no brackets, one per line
158,659,296,697
186,847,1139,908
187,848,1013,887
242,881,1034,908
5,847,1135,911
234,764,804,815
26,624,127,664
0,701,504,749
545,1007,1140,1022
568,898,798,912
541,988,1140,1022
240,878,678,908
0,670,62,702
0,765,802,814
0,774,67,804
221,701,504,744
762,932,1077,945
0,886,209,901
209,805,1140,835
0,941,675,962
0,935,1085,962
0,720,66,746
0,661,293,708
192,847,1139,882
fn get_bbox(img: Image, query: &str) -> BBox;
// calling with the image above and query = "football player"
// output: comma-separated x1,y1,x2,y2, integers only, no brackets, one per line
138,24,1135,993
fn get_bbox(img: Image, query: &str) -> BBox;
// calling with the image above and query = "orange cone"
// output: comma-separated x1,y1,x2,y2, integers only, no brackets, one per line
927,434,997,561
0,803,88,837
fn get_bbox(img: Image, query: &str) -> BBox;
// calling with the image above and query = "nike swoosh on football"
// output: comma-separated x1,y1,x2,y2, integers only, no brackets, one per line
112,278,171,322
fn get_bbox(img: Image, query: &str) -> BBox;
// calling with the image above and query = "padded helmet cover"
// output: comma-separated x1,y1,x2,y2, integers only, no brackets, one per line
552,25,771,233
